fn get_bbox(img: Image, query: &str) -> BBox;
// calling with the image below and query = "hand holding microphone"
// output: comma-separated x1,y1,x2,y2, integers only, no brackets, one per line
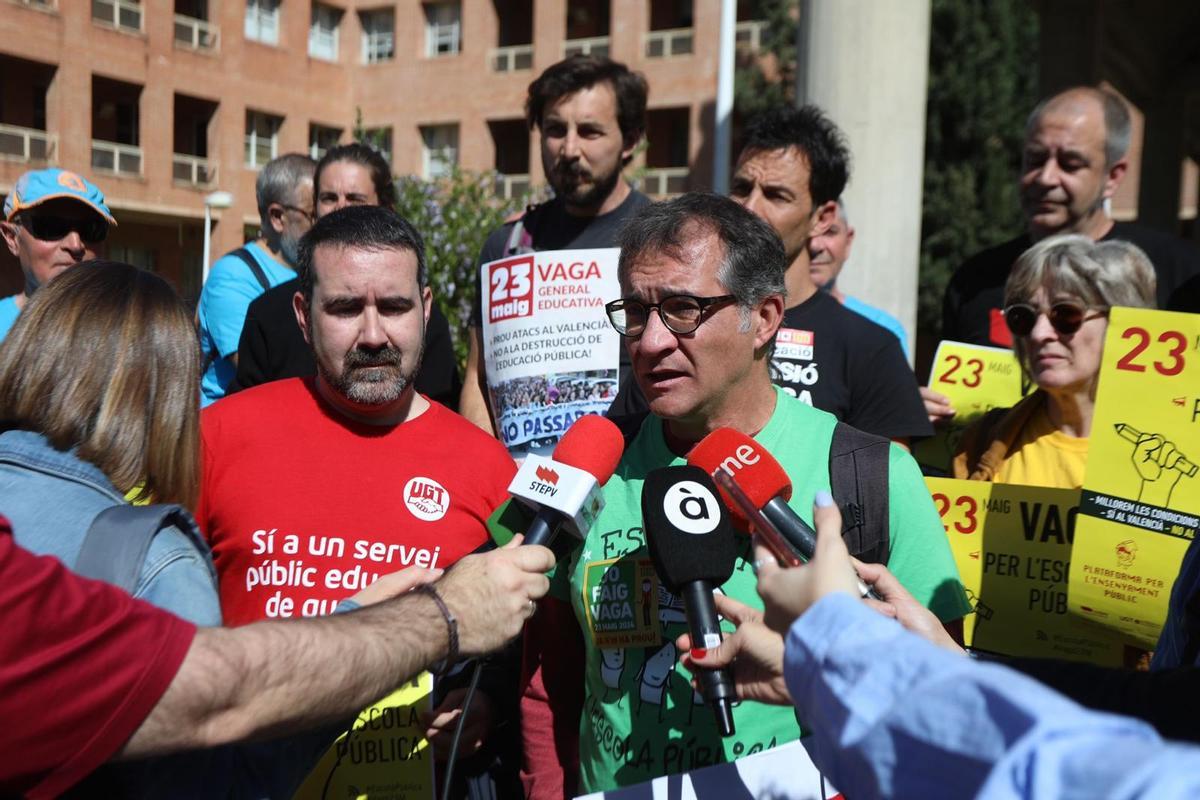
642,466,738,737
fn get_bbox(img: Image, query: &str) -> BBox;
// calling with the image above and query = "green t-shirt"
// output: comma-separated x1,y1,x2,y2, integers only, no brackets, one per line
549,388,970,793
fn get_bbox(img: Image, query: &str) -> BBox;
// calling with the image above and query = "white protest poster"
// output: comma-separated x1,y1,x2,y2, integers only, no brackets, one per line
573,740,841,800
481,247,621,458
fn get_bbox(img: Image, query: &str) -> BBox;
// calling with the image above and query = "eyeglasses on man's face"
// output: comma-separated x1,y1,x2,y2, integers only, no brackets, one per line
1003,301,1108,337
605,293,738,338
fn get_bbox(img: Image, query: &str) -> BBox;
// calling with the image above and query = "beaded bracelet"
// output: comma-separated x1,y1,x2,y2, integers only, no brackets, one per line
416,584,458,678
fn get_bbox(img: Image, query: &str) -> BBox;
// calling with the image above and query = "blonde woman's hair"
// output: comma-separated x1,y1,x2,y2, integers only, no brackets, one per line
1004,234,1156,376
0,261,201,508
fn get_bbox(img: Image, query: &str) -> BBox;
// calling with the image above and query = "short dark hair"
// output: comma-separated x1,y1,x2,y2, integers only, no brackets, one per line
526,55,648,152
315,142,396,209
739,105,851,207
297,205,427,301
618,193,786,312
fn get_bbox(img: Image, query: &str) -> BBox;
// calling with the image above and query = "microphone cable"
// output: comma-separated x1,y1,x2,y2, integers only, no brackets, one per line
440,660,483,800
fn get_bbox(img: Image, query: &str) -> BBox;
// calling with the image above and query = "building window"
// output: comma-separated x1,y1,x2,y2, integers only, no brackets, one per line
360,8,395,64
362,127,392,163
309,123,341,160
108,244,154,271
245,110,282,167
245,0,280,45
93,0,143,33
424,2,461,57
309,3,341,61
420,124,458,179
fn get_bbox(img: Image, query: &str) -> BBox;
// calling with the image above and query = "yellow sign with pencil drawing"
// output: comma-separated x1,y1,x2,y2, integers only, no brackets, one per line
915,341,1031,473
926,477,1129,665
293,673,435,800
1068,307,1200,648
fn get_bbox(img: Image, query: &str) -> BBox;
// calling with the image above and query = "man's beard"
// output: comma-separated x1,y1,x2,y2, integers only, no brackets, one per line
280,231,302,268
549,160,623,211
321,341,425,406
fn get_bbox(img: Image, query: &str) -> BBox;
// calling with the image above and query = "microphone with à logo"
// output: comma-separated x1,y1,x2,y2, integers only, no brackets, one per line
642,465,738,737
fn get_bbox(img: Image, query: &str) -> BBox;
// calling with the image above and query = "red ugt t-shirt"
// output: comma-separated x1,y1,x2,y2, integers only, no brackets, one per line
198,379,516,625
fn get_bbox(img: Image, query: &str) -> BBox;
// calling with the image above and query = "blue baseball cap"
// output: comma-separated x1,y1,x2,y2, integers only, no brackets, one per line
4,168,116,225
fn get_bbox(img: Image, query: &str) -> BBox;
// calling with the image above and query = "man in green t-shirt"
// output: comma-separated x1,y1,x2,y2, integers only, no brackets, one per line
519,194,970,798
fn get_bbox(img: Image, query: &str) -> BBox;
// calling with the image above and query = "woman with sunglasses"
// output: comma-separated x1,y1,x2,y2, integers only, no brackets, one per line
952,234,1156,487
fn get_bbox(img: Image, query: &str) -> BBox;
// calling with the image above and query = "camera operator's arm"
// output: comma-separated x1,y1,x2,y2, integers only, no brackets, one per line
119,541,553,759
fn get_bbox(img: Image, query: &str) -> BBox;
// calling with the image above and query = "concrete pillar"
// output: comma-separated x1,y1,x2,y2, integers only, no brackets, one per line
1137,92,1186,234
798,0,931,359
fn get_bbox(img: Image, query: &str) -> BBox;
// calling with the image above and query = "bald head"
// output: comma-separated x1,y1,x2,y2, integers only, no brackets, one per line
1025,87,1132,167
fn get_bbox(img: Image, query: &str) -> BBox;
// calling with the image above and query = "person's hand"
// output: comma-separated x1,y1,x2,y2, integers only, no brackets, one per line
853,560,964,654
349,567,444,607
675,594,791,706
920,386,956,428
756,492,861,636
436,536,554,657
420,688,494,759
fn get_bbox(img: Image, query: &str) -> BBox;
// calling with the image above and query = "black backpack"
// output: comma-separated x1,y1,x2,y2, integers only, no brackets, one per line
613,413,892,565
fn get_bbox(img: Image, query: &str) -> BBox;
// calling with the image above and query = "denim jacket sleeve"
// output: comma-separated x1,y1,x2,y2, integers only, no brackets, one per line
133,523,223,627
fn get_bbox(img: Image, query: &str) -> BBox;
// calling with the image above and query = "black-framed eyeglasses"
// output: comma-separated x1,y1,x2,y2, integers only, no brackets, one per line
19,213,108,244
1003,301,1108,337
605,294,738,338
278,204,314,224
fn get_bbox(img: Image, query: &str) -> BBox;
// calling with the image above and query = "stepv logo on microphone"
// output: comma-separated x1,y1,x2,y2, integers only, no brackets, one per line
528,465,560,497
663,480,720,535
404,476,449,521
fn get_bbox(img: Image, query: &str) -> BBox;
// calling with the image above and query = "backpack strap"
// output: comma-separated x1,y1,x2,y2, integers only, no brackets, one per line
75,504,211,593
829,422,892,565
503,203,542,255
230,246,272,292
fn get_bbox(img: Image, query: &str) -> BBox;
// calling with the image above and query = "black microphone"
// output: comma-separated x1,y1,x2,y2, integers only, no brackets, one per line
641,465,738,737
507,415,625,548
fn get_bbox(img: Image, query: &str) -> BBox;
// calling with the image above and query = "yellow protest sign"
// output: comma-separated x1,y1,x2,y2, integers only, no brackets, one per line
915,341,1031,473
294,672,435,800
927,477,1129,664
1068,307,1200,647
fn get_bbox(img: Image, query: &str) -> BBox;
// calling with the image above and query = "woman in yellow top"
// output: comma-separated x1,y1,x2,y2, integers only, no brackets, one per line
952,234,1156,489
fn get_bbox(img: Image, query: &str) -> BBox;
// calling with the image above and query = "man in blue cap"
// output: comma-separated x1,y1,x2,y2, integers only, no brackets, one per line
0,168,114,341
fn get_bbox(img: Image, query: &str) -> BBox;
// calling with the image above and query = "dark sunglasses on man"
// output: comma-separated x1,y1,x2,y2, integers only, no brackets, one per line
1003,301,1108,337
19,213,109,244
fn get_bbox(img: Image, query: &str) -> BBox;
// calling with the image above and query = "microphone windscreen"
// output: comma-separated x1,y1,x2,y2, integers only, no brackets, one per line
687,428,792,533
553,414,624,486
641,465,737,592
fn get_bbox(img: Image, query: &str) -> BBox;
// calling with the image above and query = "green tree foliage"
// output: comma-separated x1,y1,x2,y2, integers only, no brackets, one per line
394,169,528,366
919,0,1040,340
734,0,798,121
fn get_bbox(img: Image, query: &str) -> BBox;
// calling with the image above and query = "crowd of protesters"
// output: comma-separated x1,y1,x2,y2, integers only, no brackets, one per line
1,51,1199,800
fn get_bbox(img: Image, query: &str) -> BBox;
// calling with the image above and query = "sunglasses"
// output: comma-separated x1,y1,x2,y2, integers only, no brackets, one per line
20,213,108,244
1003,301,1107,337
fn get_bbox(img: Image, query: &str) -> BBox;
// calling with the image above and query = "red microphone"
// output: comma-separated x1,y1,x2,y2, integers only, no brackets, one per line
507,415,624,547
687,428,818,559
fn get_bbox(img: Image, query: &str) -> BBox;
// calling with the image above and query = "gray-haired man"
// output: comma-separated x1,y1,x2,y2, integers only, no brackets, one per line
198,153,315,406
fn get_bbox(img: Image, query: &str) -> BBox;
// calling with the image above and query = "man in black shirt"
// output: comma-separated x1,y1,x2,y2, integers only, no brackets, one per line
942,86,1200,348
930,86,1200,423
727,106,931,444
459,55,651,444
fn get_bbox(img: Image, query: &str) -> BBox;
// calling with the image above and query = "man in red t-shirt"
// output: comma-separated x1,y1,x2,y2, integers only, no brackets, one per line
0,516,554,798
198,205,520,783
